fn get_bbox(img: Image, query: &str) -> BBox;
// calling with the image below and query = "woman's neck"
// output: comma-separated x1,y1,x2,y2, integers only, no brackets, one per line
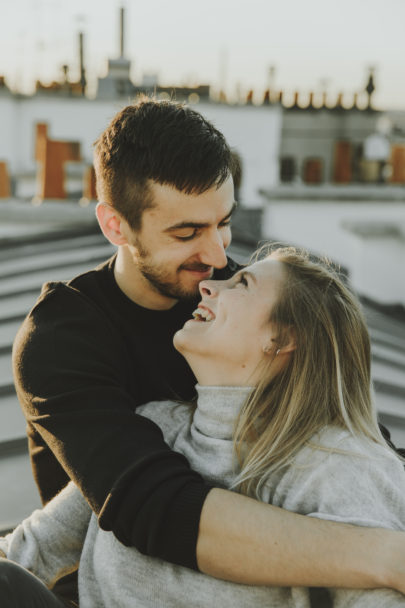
189,356,259,388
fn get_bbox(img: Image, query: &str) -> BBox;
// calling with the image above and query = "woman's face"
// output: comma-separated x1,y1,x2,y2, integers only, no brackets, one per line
174,257,286,384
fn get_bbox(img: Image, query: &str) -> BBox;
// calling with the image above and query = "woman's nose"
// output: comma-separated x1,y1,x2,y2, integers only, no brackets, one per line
199,280,219,298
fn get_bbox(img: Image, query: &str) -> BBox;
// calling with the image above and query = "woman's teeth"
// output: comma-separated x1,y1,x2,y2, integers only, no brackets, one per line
192,307,215,322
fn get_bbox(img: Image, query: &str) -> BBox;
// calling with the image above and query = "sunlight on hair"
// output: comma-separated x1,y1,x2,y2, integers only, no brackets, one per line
229,245,399,498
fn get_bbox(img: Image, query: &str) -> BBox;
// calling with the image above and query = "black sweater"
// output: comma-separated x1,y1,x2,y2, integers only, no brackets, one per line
12,255,239,570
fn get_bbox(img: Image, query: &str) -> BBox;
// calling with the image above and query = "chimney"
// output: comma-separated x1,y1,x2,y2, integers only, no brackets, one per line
62,65,69,84
120,7,125,57
78,31,86,96
335,92,344,109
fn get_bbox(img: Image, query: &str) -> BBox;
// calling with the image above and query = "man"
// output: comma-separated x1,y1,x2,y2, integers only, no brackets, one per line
11,98,404,600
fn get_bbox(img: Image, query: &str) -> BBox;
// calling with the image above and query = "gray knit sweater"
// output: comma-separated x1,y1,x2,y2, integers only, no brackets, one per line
2,385,405,607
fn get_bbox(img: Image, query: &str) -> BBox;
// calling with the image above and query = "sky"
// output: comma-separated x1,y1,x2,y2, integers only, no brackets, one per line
1,0,405,109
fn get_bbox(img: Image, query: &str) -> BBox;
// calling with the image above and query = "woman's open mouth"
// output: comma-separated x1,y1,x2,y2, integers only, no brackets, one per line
192,306,215,322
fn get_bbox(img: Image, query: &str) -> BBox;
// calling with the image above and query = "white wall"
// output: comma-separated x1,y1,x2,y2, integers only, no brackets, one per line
262,199,405,306
199,103,282,206
5,97,126,173
349,231,405,305
0,97,18,169
0,95,282,205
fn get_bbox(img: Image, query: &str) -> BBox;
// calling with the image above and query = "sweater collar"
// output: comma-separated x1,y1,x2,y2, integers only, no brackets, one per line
192,384,254,440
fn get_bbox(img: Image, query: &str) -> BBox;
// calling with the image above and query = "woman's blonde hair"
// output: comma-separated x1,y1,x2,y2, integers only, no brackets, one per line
232,246,388,497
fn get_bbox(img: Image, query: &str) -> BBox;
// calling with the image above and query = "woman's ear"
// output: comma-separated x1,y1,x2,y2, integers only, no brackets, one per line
96,202,128,246
262,327,296,356
278,327,297,355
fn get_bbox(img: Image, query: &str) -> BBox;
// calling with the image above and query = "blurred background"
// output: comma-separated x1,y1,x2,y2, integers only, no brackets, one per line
0,0,404,531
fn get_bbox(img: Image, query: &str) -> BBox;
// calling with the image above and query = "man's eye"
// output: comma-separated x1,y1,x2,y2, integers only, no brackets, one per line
175,231,197,241
219,220,232,228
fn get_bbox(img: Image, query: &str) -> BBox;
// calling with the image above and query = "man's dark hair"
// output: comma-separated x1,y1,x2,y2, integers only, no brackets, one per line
94,96,234,230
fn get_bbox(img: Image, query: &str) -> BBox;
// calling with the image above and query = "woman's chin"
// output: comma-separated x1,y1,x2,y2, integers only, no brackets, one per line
174,318,208,350
173,329,185,353
173,327,197,356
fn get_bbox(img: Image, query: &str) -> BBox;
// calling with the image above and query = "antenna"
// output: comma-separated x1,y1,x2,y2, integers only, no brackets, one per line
79,31,86,96
365,66,376,109
120,6,125,57
75,14,87,96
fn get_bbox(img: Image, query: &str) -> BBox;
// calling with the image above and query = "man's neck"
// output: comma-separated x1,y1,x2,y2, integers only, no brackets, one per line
114,248,178,311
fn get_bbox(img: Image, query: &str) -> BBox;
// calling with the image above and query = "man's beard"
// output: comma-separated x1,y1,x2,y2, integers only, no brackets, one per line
135,240,211,301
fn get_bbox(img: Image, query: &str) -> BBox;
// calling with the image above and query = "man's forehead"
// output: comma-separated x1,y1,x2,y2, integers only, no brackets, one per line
145,179,235,225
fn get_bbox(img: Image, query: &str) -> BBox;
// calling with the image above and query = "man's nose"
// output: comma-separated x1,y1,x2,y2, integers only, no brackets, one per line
198,230,228,269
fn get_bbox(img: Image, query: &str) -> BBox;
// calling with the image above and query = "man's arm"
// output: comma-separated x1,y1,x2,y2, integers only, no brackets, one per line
13,285,405,592
13,284,211,568
197,489,405,592
197,425,405,594
137,394,405,594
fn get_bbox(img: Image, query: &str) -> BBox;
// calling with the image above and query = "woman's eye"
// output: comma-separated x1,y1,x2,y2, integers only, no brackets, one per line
219,220,231,229
235,273,248,287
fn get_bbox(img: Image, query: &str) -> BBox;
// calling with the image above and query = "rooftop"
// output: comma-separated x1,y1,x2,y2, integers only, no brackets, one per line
0,200,404,533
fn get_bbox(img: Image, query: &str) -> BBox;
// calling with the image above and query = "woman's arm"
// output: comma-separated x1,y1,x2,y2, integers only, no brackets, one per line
0,482,91,588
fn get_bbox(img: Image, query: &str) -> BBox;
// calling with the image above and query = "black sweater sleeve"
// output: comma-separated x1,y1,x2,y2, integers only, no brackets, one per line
12,284,211,570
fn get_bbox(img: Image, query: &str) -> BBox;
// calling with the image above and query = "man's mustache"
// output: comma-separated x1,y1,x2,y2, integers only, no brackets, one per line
180,263,212,272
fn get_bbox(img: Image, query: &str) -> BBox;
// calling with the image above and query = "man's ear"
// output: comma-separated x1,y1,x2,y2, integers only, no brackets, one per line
96,202,128,246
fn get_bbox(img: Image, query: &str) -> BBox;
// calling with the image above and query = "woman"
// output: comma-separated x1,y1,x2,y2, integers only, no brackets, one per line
1,247,405,607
